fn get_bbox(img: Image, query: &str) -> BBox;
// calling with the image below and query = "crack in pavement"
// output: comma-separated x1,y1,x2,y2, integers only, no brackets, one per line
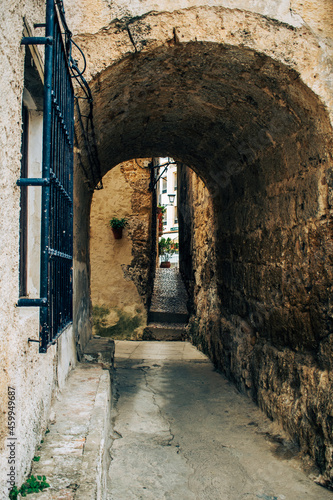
106,360,196,499
139,363,198,498
140,365,176,447
106,353,328,500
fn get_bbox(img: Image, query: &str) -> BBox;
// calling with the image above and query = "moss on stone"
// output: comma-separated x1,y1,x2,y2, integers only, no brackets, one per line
92,305,143,340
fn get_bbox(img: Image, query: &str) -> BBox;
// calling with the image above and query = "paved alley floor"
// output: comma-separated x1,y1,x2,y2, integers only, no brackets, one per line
149,269,188,316
107,341,332,500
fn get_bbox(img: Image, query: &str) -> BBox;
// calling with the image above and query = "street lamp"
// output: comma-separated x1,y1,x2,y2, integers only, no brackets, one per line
168,193,176,205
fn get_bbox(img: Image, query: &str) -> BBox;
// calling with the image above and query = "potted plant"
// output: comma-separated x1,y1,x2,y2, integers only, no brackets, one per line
159,237,176,268
109,217,128,239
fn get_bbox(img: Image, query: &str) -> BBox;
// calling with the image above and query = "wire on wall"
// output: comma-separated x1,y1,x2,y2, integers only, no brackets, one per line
56,0,103,191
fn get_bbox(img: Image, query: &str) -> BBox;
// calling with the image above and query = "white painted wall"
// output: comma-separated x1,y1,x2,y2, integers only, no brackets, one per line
158,160,178,236
0,4,76,496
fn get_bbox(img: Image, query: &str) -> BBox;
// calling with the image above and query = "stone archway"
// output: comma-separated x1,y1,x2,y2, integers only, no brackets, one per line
73,9,333,482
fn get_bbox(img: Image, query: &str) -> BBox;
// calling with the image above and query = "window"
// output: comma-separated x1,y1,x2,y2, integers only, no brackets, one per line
19,105,29,297
18,7,74,352
162,177,167,194
19,33,44,299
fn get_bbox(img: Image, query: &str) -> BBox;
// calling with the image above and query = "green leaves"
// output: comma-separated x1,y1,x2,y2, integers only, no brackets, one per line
159,237,177,261
9,486,19,500
109,217,128,229
9,475,50,499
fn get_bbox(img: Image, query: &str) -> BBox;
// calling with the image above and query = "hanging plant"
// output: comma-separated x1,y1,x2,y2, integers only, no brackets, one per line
157,205,166,216
109,217,128,239
157,205,166,235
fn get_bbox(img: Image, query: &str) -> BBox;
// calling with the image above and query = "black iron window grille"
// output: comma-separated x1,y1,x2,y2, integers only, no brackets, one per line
18,0,76,352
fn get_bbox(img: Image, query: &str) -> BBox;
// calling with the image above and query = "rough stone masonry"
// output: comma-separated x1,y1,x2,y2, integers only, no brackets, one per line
70,0,333,486
1,0,333,494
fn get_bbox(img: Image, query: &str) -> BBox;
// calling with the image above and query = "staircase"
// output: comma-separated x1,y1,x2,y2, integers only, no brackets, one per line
144,268,189,340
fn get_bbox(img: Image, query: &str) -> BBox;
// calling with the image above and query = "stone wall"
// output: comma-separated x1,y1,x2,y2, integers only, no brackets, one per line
89,159,153,339
178,165,220,355
69,0,333,484
212,133,333,484
179,143,333,485
73,163,93,355
67,3,333,122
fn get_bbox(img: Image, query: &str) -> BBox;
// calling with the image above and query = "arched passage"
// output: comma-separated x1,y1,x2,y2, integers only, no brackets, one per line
91,42,331,177
74,40,333,479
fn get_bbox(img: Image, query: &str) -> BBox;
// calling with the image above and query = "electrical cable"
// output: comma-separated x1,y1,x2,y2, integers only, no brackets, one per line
55,0,103,190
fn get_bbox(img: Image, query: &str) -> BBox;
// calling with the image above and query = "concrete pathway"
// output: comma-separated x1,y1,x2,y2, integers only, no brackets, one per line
108,341,332,500
28,363,111,500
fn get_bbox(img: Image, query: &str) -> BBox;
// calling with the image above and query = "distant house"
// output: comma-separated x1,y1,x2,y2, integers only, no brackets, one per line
156,158,179,240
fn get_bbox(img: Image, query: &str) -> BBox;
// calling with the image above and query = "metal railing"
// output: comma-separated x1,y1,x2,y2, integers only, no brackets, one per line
18,0,74,352
18,0,102,351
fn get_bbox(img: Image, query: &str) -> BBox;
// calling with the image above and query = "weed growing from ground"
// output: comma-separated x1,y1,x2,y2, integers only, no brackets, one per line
9,475,50,499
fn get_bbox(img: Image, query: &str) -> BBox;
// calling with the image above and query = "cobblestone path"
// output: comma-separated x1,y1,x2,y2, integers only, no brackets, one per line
150,268,188,316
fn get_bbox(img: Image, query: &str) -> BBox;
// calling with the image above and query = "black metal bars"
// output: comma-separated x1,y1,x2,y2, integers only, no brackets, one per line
43,0,74,352
18,0,74,352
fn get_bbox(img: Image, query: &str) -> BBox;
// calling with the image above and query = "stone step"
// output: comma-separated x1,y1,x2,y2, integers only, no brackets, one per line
150,295,188,315
143,322,187,341
27,363,111,500
83,336,115,370
148,310,189,324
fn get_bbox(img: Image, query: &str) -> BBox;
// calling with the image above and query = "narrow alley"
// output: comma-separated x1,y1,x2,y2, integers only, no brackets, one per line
107,341,331,500
3,1,333,496
145,268,189,340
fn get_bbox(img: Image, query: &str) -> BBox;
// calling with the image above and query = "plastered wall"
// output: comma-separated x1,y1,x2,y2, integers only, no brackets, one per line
89,159,153,339
65,0,332,40
0,2,76,494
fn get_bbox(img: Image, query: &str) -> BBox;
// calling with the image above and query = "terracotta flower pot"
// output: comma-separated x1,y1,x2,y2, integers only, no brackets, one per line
160,261,171,268
111,227,123,239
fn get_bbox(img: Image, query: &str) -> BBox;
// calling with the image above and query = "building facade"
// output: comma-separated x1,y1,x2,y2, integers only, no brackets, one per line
157,158,179,237
0,1,77,495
